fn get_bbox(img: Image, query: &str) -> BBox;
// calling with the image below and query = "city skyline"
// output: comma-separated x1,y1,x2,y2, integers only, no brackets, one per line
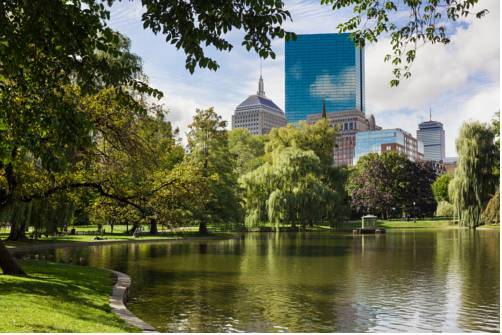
107,0,499,157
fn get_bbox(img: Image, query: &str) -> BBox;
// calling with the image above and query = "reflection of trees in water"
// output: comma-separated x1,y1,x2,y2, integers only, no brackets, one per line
348,231,466,332
234,233,356,332
18,231,500,332
457,229,500,332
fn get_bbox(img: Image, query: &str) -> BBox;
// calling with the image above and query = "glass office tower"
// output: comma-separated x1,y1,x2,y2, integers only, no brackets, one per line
417,120,445,161
285,33,365,123
354,129,424,164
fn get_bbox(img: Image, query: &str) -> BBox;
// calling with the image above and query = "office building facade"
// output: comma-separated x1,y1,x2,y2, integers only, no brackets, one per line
417,120,445,161
232,75,286,135
285,33,365,123
308,110,380,166
354,129,424,164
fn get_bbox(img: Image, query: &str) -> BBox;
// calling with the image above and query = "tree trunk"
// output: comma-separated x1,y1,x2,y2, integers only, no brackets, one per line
7,222,27,241
199,221,208,235
149,218,158,235
7,201,31,241
130,222,140,235
0,240,25,276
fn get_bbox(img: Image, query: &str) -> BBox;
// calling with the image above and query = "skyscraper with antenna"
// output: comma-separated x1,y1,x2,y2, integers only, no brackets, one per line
232,62,286,135
417,109,445,161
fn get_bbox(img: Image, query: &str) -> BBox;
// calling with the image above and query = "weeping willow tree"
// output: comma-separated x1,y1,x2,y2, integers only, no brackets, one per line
241,147,337,229
449,122,497,228
1,197,76,241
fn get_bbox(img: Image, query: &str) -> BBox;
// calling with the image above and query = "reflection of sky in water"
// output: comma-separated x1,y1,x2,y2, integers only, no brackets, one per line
18,230,500,332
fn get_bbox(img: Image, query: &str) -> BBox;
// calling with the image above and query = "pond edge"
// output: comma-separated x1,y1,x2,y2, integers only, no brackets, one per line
108,269,158,333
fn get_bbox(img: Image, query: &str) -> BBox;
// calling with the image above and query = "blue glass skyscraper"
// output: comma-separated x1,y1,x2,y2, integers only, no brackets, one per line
285,33,365,123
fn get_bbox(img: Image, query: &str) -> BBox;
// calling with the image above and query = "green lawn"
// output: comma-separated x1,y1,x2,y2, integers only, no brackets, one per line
331,219,455,230
2,227,234,249
377,219,454,228
0,261,136,332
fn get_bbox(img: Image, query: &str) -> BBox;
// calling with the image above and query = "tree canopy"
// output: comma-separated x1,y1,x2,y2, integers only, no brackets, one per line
240,119,343,229
432,173,453,203
449,121,498,228
348,152,436,218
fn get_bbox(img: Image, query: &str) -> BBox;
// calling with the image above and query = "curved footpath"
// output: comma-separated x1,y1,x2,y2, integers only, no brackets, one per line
109,269,157,333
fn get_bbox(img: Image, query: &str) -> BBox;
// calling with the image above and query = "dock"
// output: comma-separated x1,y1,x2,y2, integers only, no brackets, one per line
352,227,386,234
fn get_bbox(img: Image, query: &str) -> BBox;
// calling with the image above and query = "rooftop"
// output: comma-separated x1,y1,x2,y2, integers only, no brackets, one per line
419,120,444,128
235,73,283,114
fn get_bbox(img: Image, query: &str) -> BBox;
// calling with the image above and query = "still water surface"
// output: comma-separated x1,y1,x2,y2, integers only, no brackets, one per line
24,230,500,332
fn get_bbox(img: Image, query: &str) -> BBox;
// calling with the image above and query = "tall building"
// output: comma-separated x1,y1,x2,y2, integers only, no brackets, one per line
354,129,424,164
308,108,380,166
417,113,445,161
285,33,365,123
232,74,286,135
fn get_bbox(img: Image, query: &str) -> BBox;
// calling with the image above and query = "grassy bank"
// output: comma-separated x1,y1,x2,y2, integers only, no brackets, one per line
0,261,135,332
377,219,453,228
2,229,235,251
332,219,454,230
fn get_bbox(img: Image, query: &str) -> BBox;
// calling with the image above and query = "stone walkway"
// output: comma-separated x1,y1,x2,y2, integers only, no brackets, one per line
108,269,158,333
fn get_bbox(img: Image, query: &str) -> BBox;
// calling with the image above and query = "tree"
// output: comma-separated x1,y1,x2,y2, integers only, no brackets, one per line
449,122,497,228
436,200,454,217
266,119,336,169
348,153,395,217
323,0,489,85
0,0,167,273
241,147,336,229
409,160,437,217
432,173,453,203
187,108,241,233
240,119,341,228
348,152,436,218
228,128,266,176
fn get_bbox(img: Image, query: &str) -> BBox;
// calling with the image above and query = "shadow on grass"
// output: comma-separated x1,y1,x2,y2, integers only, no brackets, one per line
0,261,131,332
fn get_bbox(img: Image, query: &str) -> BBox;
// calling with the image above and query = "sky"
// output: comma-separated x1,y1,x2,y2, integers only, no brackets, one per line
107,0,500,157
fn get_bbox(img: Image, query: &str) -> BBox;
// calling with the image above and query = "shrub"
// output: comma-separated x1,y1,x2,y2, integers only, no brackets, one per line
436,201,454,217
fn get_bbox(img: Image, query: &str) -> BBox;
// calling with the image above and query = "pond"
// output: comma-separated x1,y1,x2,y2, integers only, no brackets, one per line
20,230,500,332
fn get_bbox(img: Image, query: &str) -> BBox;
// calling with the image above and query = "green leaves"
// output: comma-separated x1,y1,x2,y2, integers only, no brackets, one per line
324,0,488,86
138,0,292,72
240,119,341,228
449,121,498,227
348,152,437,217
432,173,453,202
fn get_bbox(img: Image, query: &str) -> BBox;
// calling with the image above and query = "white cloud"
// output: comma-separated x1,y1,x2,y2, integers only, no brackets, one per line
310,68,355,101
364,0,499,156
